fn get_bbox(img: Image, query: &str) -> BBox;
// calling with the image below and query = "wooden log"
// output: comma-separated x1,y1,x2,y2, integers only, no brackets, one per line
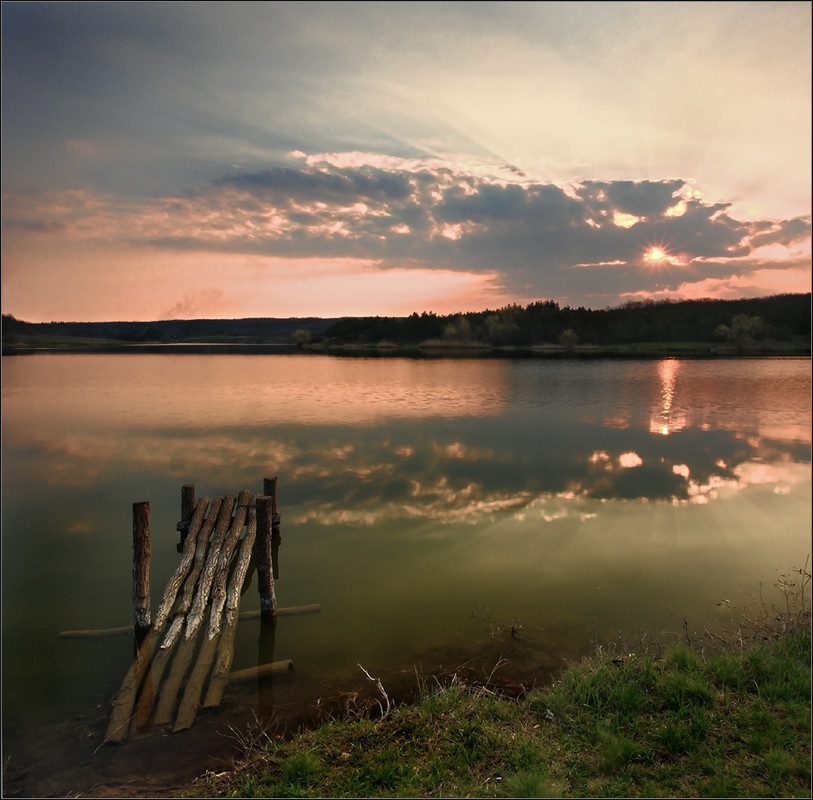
228,660,294,683
58,625,133,639
174,490,252,731
155,496,236,726
173,632,221,732
106,501,213,743
126,633,178,738
57,604,321,639
204,504,259,708
153,631,199,726
184,495,235,639
207,489,252,640
107,494,225,742
154,496,210,630
238,604,322,620
104,628,158,743
176,484,196,551
181,484,196,522
255,495,277,620
264,476,282,578
160,497,223,651
132,501,151,635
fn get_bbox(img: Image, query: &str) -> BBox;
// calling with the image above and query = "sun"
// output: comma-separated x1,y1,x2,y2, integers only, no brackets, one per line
644,246,668,263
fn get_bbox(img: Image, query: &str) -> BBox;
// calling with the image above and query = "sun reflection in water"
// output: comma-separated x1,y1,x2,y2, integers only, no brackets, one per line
650,358,686,435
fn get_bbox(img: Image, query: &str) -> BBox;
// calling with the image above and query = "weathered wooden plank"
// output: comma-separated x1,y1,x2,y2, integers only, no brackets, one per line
105,498,213,743
238,605,322,619
173,490,252,731
207,489,252,640
153,631,199,726
203,503,259,708
154,496,235,726
153,496,210,630
58,603,321,639
228,660,294,683
58,626,133,639
104,629,158,744
160,496,224,652
184,495,236,639
108,480,298,741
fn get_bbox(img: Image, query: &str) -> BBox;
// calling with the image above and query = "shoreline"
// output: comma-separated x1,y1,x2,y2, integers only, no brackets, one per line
3,340,810,358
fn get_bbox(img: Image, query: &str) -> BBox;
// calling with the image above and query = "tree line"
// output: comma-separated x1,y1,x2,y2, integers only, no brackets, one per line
2,293,809,350
319,294,810,349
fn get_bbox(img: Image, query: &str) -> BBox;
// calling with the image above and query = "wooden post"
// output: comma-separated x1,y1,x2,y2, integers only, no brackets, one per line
263,476,282,579
177,484,195,552
132,501,151,635
256,495,277,620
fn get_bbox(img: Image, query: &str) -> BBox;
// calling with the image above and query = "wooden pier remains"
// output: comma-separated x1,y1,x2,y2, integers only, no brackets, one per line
100,477,315,743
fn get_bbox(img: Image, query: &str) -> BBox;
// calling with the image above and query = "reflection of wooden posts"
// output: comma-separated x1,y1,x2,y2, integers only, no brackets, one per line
256,495,277,620
264,476,282,579
132,501,151,635
177,484,196,552
257,615,277,718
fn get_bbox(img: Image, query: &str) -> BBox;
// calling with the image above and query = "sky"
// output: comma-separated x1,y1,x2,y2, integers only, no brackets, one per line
1,1,811,323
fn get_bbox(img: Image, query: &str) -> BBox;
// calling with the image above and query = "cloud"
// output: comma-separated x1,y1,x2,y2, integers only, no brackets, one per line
5,154,807,313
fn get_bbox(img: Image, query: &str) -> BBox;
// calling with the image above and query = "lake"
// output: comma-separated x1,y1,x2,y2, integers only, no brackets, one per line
1,353,810,794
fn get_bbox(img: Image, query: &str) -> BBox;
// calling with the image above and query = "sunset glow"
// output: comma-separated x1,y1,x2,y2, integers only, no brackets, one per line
1,2,810,322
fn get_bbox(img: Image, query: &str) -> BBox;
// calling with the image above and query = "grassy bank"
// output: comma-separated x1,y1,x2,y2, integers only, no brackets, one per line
188,577,811,799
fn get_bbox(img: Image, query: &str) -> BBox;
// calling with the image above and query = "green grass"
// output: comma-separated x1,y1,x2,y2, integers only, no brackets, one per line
187,613,810,799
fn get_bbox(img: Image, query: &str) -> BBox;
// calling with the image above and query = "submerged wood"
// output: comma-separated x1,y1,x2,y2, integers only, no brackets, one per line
58,625,133,639
153,631,199,726
173,633,221,732
228,659,294,683
104,629,158,744
58,603,321,639
238,604,321,619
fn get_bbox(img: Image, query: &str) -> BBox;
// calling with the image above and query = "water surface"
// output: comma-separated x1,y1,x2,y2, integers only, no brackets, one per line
2,354,810,793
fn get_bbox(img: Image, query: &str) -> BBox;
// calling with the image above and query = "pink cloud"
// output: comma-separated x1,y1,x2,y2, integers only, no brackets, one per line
620,264,811,303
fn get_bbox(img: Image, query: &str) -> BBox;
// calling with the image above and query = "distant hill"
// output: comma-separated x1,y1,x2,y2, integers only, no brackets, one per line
1,316,337,348
2,293,810,354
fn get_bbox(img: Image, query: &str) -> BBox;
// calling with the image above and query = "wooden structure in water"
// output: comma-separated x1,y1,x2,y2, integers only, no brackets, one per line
101,477,313,743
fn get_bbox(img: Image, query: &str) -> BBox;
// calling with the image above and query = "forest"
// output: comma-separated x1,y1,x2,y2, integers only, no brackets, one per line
2,293,810,354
